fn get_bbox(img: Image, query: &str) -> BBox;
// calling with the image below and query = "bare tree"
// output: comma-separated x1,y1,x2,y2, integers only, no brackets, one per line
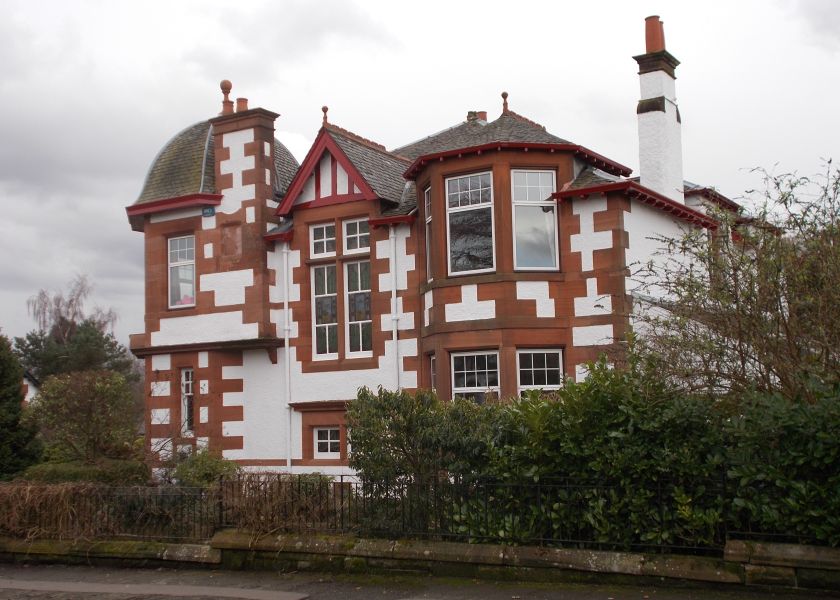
635,162,840,402
27,275,117,343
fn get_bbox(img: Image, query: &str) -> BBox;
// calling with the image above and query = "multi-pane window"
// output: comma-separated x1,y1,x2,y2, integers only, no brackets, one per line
312,265,338,357
517,350,563,395
168,236,195,308
344,219,370,253
424,187,433,281
512,170,558,270
314,427,341,458
451,351,499,403
311,223,336,257
429,354,436,392
446,172,495,275
180,368,194,436
346,261,372,355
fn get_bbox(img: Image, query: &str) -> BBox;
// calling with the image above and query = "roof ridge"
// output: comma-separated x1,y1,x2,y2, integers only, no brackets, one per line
324,123,409,161
504,110,547,131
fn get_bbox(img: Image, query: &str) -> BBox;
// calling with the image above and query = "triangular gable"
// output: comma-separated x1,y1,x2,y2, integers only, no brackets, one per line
277,129,378,216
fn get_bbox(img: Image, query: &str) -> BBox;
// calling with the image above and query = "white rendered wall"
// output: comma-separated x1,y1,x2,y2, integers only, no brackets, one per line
221,349,286,461
638,71,684,203
515,281,555,318
200,269,254,306
219,129,255,213
570,195,612,272
444,285,495,322
151,312,258,346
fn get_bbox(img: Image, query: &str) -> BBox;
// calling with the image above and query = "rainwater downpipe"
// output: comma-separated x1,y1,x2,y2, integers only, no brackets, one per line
389,225,401,390
283,241,293,470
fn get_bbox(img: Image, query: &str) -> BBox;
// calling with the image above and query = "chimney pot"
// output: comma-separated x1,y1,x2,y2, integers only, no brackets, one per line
477,111,487,121
645,15,666,53
236,97,249,112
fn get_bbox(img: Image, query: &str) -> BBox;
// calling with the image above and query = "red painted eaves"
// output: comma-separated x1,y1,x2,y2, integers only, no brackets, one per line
553,181,718,229
369,214,416,227
125,193,223,231
125,193,222,217
403,143,632,180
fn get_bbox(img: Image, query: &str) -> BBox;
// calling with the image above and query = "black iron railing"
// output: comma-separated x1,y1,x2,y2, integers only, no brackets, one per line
1,475,830,550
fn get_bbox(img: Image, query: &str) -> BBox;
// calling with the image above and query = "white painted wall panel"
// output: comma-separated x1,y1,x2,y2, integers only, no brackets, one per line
151,312,258,346
200,269,254,306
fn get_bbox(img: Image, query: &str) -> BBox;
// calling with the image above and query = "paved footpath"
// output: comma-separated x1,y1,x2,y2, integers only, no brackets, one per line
0,563,836,600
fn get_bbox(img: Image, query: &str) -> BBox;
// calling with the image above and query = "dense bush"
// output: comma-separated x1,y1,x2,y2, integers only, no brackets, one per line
173,449,240,487
21,459,149,485
347,358,840,547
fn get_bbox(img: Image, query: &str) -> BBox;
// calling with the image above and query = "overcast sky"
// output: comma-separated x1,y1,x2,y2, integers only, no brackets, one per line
1,0,838,347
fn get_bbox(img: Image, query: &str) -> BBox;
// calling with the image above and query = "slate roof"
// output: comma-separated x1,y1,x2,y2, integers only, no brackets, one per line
566,167,622,191
393,112,572,160
135,121,299,205
380,181,418,216
326,126,410,206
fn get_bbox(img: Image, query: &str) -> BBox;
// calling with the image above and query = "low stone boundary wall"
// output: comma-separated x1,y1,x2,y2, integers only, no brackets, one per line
1,533,838,592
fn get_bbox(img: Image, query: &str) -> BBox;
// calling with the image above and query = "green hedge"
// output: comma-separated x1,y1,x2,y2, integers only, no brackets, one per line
20,459,149,485
348,359,840,547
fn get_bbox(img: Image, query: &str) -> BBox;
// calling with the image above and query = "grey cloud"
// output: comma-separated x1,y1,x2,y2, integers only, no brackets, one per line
183,0,397,82
791,0,840,51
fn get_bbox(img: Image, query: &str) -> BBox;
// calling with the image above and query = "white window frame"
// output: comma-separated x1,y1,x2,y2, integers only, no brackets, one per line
343,218,370,255
516,349,564,395
451,350,500,402
314,426,341,459
311,264,338,360
310,223,336,258
445,172,496,276
429,354,436,392
424,187,433,282
180,368,194,437
344,260,373,358
511,170,559,271
168,235,195,309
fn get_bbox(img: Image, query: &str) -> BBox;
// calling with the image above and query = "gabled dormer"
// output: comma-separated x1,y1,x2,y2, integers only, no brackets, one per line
277,108,410,218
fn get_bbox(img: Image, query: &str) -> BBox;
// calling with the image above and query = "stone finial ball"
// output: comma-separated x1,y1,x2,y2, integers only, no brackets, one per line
220,80,233,94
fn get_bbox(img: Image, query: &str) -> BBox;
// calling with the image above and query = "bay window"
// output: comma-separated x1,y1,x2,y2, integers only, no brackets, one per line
168,236,195,308
517,349,563,395
451,351,499,403
424,187,433,281
512,170,558,270
446,172,495,275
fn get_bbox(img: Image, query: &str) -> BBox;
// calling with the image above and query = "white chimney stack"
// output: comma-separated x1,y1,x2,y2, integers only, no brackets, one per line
634,15,684,203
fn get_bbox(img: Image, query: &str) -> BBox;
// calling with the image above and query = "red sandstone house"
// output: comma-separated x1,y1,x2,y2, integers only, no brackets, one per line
126,17,736,474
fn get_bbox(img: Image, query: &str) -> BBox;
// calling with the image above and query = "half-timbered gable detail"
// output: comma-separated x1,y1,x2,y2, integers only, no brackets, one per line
127,17,739,474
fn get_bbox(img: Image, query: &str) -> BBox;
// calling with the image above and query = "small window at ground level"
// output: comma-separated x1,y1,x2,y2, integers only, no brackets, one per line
180,368,194,435
451,351,499,403
314,427,341,458
517,349,563,395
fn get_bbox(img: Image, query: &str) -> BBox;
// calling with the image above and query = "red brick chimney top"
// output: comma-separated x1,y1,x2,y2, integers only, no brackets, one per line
645,15,666,53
